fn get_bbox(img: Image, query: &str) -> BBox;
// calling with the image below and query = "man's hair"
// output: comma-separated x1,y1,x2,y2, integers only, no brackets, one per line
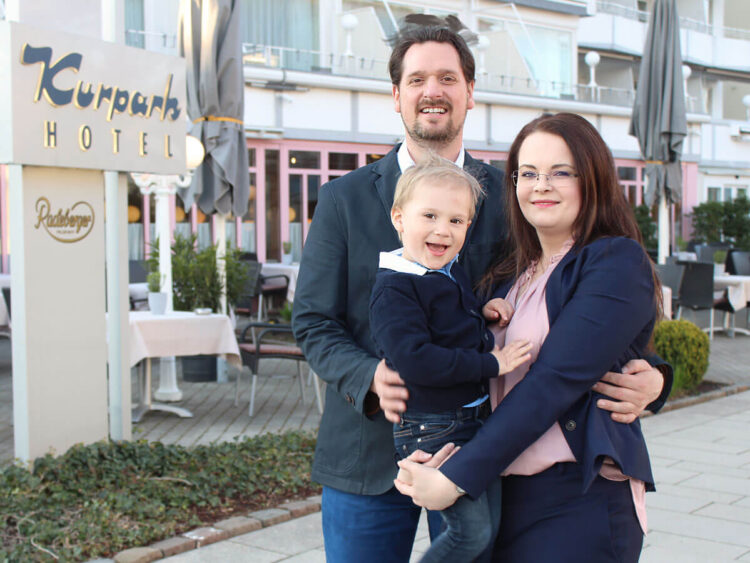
393,153,484,216
388,20,475,86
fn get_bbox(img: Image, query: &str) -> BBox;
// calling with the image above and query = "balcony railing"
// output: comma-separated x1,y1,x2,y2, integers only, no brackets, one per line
596,1,750,40
243,43,642,108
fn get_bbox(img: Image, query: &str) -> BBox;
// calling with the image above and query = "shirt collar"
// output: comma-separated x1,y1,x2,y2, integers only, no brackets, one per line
397,142,466,173
379,248,459,281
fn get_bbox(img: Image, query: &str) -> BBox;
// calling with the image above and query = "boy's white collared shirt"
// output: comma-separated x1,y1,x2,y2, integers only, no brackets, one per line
378,248,459,280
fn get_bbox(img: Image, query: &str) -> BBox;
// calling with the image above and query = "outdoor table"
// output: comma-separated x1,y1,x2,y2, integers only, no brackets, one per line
261,262,300,302
129,311,241,422
713,274,750,336
129,282,148,308
662,286,672,319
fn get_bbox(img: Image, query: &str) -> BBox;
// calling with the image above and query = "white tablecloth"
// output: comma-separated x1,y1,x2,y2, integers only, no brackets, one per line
714,275,750,312
261,262,300,302
662,286,672,319
129,311,240,367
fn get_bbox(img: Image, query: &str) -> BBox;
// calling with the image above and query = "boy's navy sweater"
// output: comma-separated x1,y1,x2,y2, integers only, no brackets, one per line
369,254,499,413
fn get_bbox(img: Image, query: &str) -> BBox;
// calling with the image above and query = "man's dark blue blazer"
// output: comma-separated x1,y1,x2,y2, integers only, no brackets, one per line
293,145,507,495
441,237,663,499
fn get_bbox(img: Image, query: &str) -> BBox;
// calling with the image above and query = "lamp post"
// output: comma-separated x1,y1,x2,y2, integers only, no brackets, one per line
584,50,600,102
131,135,204,401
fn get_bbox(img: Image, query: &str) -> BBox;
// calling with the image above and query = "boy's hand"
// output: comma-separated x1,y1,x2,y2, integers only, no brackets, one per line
491,340,532,375
370,359,408,423
483,298,515,326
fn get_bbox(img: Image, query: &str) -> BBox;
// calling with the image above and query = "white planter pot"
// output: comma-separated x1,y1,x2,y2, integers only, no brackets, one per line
714,263,725,277
148,292,168,315
281,253,293,265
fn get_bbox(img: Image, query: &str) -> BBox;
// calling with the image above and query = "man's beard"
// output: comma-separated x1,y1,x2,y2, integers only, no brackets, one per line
405,99,463,145
408,120,460,144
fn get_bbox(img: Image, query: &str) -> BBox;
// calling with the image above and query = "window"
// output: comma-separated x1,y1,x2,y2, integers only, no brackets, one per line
329,152,358,171
124,0,145,49
241,0,319,71
290,151,320,169
707,187,721,201
342,1,454,37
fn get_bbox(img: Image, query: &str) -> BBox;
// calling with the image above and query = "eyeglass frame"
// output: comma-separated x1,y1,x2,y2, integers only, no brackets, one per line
511,170,580,187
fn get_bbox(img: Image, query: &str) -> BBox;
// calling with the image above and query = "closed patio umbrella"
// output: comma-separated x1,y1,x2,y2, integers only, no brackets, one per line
629,0,687,264
178,0,249,218
179,0,249,316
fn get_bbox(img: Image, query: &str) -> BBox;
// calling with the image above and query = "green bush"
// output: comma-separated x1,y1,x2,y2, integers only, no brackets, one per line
1,431,319,561
632,204,658,251
689,195,750,250
653,320,710,394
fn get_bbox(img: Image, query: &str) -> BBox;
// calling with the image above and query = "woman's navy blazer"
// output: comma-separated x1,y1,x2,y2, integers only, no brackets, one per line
440,236,660,499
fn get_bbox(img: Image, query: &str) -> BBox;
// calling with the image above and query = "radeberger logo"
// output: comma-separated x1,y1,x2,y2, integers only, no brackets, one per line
34,197,95,243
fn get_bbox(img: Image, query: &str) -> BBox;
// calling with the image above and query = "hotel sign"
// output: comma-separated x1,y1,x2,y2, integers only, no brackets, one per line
0,21,186,174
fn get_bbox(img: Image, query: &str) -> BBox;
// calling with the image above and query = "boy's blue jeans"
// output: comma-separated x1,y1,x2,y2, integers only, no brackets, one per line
393,403,501,563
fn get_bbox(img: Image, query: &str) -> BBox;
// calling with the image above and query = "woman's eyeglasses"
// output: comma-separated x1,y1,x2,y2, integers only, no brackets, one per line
512,170,579,188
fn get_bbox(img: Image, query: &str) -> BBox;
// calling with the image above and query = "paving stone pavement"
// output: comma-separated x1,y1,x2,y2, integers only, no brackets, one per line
155,390,750,562
1,313,750,561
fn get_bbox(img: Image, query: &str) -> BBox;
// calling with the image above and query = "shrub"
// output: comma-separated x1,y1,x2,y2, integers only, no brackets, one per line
1,432,319,560
653,320,710,394
689,195,750,250
632,204,657,251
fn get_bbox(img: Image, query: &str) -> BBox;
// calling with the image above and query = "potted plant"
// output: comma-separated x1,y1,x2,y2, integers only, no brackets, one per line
146,271,167,315
152,234,249,381
281,241,293,265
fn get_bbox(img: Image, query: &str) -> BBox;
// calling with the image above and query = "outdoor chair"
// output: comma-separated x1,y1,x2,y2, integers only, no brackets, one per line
0,287,10,339
722,250,750,331
129,259,149,283
235,322,323,417
656,263,685,319
235,258,290,321
726,250,750,276
676,261,715,339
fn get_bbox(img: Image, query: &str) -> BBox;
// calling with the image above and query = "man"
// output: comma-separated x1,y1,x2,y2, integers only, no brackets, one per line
292,21,670,563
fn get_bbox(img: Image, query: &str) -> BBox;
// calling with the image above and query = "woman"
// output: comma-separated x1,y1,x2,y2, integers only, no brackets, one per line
395,112,662,562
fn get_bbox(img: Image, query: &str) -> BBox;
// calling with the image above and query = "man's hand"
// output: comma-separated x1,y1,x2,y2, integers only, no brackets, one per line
592,359,664,423
370,359,408,423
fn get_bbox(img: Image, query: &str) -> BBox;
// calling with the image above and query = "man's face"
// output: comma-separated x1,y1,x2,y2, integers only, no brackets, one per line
393,41,475,147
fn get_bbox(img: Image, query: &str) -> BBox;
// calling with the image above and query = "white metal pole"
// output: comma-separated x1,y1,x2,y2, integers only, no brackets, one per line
102,0,131,440
658,196,669,264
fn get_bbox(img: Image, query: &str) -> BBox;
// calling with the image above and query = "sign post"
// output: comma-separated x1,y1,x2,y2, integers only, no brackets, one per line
0,21,186,461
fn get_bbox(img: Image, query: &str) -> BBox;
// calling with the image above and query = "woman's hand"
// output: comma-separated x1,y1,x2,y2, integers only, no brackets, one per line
592,359,664,423
394,459,461,510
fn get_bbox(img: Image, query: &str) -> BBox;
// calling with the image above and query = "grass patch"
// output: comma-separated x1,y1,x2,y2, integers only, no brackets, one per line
1,431,319,561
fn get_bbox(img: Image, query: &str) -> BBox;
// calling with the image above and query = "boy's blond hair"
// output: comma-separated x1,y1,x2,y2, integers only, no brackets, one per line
392,153,484,215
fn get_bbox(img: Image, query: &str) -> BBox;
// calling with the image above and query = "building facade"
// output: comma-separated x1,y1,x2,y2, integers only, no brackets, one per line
2,0,749,266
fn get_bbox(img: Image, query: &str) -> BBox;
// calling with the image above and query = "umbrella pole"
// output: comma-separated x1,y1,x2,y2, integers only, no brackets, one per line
658,197,670,264
215,213,228,383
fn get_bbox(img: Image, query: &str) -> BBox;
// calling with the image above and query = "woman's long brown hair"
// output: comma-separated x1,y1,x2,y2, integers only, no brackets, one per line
481,112,662,318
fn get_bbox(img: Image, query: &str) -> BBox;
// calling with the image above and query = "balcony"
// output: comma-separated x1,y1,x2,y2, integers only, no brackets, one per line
242,42,638,108
585,1,750,72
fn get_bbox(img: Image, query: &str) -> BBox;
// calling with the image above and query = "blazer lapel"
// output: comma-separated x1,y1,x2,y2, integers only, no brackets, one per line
373,145,402,218
463,151,490,247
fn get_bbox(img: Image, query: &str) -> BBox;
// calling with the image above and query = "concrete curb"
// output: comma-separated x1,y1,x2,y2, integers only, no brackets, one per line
110,386,750,562
641,382,750,418
111,495,322,563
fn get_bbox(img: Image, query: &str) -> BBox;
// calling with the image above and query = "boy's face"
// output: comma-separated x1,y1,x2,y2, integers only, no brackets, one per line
391,178,473,270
